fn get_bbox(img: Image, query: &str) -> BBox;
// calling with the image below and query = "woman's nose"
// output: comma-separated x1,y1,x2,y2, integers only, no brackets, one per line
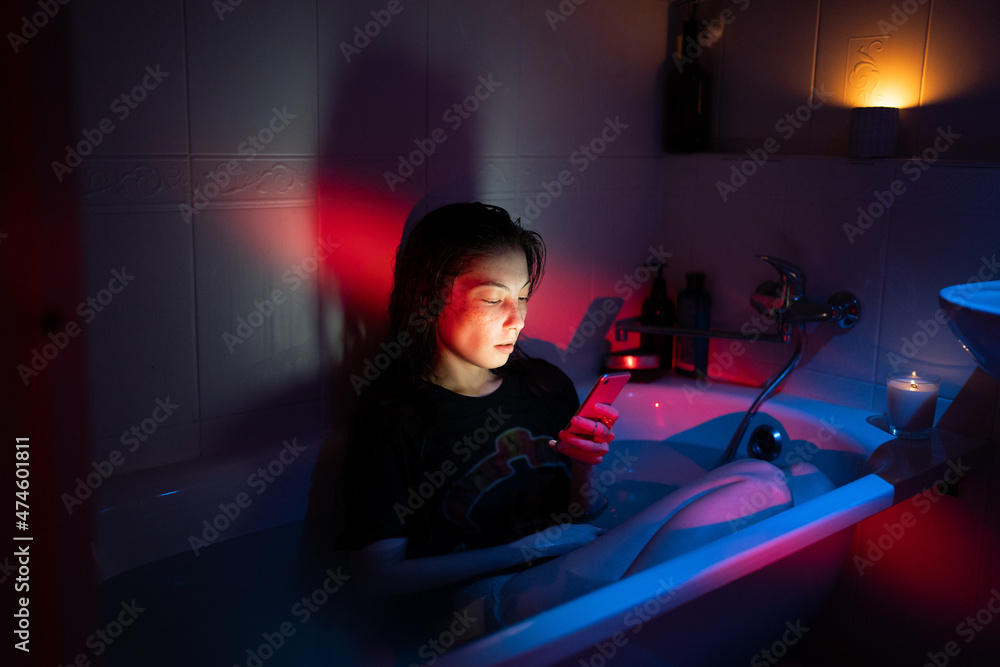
506,300,525,330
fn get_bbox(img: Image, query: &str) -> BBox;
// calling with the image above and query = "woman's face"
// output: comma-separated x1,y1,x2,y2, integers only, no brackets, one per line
435,247,530,373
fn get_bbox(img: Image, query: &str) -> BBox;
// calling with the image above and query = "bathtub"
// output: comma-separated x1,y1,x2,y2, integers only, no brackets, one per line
91,375,983,666
429,374,978,667
95,432,324,581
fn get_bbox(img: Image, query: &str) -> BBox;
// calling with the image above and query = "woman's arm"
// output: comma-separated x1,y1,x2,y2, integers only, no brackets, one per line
350,526,602,598
553,402,619,517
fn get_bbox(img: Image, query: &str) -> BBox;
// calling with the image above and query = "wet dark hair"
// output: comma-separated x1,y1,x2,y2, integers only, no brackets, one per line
386,202,545,385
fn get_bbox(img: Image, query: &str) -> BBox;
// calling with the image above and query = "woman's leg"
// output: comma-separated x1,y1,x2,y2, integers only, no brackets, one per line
624,461,834,572
498,458,794,623
622,465,792,575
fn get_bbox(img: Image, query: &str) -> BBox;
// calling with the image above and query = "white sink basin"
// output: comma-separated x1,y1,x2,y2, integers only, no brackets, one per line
939,281,1000,380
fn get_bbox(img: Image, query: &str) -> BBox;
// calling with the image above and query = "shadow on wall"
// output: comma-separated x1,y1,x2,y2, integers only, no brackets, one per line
299,50,480,571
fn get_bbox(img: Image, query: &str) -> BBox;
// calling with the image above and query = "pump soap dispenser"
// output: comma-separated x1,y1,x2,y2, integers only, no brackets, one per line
675,272,711,376
640,262,675,369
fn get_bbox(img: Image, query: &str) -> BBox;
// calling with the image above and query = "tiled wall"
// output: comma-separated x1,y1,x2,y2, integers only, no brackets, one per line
70,0,670,474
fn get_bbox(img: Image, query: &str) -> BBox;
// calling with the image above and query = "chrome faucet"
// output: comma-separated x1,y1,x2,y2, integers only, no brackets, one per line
750,256,860,343
607,254,861,466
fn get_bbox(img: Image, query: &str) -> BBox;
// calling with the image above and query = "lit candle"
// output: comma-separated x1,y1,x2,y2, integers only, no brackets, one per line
886,371,940,439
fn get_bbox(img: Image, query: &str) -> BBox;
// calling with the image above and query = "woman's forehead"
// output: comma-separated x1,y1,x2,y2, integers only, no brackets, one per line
456,248,529,287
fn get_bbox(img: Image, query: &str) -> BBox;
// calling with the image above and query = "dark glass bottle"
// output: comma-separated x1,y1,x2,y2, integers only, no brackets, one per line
665,18,710,153
675,272,711,376
640,263,675,369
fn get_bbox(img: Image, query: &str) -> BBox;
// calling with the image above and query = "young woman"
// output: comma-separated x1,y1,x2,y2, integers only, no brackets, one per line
338,202,829,635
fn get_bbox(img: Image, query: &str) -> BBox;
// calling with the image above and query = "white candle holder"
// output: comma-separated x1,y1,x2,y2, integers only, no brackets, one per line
886,371,940,439
848,107,899,159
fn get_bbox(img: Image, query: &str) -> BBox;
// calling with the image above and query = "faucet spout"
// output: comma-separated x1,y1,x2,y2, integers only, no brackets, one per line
787,300,841,323
785,290,861,327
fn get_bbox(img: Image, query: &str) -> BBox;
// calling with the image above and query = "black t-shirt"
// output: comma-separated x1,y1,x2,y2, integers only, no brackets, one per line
339,358,579,558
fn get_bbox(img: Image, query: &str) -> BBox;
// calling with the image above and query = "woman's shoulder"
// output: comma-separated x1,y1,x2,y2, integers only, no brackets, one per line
351,373,435,439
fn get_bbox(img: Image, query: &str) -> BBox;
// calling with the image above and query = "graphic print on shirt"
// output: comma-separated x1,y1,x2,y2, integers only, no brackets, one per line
441,427,568,538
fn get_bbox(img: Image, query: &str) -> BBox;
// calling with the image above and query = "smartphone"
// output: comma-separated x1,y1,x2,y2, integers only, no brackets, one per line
573,372,631,422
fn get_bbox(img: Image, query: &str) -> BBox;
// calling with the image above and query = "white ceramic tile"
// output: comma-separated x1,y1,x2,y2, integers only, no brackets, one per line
518,156,583,195
201,400,324,458
573,156,664,195
428,156,519,197
80,211,199,442
530,187,668,376
892,162,1000,212
918,0,1000,159
423,157,495,204
877,198,1000,398
700,152,798,201
782,368,876,411
186,0,317,156
580,188,666,300
506,192,594,355
517,0,665,157
317,0,428,157
781,158,896,206
194,205,322,419
68,0,187,154
315,186,409,423
660,153,703,195
92,421,201,476
319,155,429,201
710,0,821,154
775,196,887,385
922,0,1000,105
811,0,931,155
427,1,521,157
317,192,409,308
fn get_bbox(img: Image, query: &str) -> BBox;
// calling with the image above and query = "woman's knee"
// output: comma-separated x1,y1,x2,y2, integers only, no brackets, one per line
781,462,835,505
671,473,792,532
623,473,793,575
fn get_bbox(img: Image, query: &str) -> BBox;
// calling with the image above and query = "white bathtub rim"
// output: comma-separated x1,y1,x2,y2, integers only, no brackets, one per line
436,473,896,667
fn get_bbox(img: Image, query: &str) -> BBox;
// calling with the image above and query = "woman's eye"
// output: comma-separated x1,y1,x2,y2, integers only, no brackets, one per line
483,299,501,305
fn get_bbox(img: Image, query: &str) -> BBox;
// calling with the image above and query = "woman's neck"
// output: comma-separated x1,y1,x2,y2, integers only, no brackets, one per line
427,362,502,397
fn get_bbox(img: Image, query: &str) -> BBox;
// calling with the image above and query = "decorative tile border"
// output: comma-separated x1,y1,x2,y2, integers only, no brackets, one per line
78,159,189,210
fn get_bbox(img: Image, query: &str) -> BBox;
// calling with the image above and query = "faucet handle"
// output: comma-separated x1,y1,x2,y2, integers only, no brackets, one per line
750,280,784,315
756,256,807,302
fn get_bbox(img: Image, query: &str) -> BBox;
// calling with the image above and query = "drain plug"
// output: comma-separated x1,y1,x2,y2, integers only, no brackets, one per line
747,424,783,461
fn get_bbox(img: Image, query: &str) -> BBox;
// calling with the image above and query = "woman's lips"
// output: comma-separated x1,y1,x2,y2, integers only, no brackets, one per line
495,343,515,353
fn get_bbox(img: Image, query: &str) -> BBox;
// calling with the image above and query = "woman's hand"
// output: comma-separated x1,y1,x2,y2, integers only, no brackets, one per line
548,402,618,465
510,523,604,562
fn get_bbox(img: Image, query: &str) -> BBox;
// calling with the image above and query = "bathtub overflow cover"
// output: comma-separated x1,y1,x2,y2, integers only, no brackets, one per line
747,424,782,462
